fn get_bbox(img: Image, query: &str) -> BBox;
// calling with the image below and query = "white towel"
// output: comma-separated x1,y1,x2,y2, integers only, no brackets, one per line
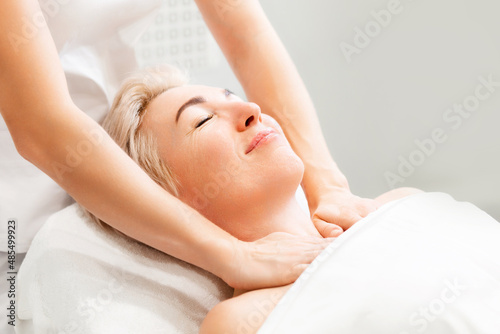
259,192,500,334
17,203,233,334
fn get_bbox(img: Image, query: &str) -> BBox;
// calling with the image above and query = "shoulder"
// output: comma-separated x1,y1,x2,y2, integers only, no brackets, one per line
375,187,424,206
199,284,291,334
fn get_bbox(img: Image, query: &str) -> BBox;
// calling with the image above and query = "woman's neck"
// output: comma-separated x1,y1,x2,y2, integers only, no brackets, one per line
230,195,321,297
229,194,322,242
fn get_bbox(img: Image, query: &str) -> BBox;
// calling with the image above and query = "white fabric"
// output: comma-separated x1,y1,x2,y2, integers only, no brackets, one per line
0,0,161,253
16,203,234,333
259,192,500,334
1,253,26,334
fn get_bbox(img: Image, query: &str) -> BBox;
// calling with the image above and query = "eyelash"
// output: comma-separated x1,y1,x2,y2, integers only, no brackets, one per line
195,114,214,128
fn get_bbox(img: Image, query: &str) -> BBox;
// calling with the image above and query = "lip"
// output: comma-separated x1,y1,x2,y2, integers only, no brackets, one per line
245,128,278,154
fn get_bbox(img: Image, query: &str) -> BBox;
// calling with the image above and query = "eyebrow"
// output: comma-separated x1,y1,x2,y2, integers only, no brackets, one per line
175,96,206,123
175,89,235,124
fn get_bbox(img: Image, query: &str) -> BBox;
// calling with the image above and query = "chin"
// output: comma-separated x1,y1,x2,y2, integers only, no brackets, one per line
256,147,305,198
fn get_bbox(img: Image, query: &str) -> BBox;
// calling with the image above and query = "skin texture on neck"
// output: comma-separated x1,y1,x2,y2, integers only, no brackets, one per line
215,193,322,242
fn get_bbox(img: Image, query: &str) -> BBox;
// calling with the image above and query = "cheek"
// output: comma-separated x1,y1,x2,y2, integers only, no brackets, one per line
175,132,239,195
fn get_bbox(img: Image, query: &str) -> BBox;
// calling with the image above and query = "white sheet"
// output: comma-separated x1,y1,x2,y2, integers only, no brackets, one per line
258,192,500,334
16,204,233,333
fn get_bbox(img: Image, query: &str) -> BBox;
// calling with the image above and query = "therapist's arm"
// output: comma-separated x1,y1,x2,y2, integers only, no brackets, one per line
0,0,332,290
195,0,379,235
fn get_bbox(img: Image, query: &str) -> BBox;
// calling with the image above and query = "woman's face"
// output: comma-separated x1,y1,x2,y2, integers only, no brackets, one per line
143,85,304,232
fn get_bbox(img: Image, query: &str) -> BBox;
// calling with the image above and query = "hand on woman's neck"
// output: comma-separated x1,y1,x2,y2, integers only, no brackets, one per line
229,192,323,297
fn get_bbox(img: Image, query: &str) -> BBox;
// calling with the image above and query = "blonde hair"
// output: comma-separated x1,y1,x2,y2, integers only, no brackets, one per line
81,64,189,232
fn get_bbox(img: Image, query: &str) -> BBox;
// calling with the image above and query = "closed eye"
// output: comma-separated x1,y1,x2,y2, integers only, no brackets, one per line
196,115,213,128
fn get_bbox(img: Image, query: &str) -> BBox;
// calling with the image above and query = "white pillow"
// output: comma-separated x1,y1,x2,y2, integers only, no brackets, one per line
17,203,233,333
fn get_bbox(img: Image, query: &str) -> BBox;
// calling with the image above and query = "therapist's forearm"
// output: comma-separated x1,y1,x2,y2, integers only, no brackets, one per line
194,0,349,205
0,0,234,279
31,108,235,279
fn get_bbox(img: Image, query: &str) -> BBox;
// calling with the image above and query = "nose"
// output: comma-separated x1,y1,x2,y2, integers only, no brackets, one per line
233,101,262,132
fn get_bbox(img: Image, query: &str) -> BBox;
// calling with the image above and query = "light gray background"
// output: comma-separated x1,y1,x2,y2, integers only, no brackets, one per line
137,0,499,219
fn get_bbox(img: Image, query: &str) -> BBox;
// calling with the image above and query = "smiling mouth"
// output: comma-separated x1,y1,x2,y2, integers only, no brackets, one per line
245,128,278,154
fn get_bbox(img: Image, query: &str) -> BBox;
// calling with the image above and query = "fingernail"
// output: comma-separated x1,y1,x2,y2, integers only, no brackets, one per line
330,227,343,237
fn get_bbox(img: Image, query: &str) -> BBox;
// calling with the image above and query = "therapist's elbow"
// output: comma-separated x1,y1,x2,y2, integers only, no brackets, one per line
7,127,55,173
11,131,45,166
5,120,35,161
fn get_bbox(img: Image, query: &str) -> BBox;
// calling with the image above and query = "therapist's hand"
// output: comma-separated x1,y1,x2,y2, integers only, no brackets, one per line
310,187,379,237
223,232,334,290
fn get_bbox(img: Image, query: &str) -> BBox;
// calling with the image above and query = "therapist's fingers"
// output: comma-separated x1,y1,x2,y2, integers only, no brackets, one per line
276,235,336,284
227,233,335,290
355,198,380,218
311,192,379,231
330,211,364,230
311,201,359,235
312,217,344,238
280,236,337,283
